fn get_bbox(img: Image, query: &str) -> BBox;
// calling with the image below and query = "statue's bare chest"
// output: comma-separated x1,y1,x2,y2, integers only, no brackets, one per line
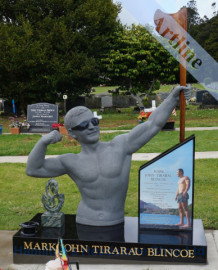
66,144,129,183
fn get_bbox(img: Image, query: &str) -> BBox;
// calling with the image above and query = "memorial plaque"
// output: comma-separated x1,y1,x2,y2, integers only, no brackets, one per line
139,136,195,231
27,103,58,133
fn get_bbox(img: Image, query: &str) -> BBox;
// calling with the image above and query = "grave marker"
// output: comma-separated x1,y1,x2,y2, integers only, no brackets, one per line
27,103,58,133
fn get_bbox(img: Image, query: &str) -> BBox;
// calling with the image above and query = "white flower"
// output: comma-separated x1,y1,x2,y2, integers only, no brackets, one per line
45,258,63,270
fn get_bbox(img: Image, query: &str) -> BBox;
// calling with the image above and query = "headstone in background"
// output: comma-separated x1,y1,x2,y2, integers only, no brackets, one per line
202,91,218,105
129,96,137,106
112,95,129,107
85,96,101,109
145,95,157,108
196,90,207,103
27,103,58,133
101,96,113,108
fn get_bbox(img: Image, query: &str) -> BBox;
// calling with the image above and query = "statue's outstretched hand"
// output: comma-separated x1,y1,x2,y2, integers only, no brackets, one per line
172,85,192,101
41,130,63,145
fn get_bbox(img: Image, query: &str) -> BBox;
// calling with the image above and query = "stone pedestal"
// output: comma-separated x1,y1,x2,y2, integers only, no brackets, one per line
41,212,64,228
13,214,207,264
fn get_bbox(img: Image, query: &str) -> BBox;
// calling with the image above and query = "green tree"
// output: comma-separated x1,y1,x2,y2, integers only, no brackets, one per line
101,25,179,105
211,2,217,17
187,0,201,25
187,0,201,37
199,15,218,62
188,12,218,62
0,0,120,113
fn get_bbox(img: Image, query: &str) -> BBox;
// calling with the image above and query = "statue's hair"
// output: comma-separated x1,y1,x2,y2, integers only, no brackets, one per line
64,106,90,130
178,168,184,175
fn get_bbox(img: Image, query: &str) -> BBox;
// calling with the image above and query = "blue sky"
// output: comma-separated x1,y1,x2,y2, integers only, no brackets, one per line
115,0,217,26
156,0,216,18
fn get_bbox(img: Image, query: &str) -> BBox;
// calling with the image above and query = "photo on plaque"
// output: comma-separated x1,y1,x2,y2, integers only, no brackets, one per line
139,135,195,231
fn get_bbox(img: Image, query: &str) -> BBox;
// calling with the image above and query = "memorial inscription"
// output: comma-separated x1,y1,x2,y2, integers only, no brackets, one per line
139,136,194,230
27,103,58,133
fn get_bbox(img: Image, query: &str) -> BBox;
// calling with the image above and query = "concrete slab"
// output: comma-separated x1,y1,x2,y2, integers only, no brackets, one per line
176,127,218,131
0,231,14,270
205,231,218,269
214,231,218,252
132,152,218,161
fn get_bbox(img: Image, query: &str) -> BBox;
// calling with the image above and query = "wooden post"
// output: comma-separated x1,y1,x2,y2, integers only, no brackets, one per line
180,65,186,142
170,7,187,142
154,7,187,142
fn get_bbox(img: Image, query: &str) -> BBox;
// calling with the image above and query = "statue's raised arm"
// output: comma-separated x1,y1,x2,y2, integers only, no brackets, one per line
126,85,191,154
26,130,66,178
25,87,191,226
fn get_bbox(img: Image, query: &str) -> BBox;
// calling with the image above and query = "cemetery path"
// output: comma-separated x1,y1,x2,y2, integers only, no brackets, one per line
0,151,218,163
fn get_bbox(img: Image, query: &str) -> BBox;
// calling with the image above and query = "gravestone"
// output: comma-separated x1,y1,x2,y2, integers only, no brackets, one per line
196,90,207,103
27,103,58,133
112,95,129,107
85,96,101,109
101,96,113,108
202,91,218,105
129,96,137,106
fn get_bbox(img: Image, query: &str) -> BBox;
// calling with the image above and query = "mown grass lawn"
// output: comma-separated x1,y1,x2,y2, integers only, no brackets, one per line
0,159,217,230
1,104,218,132
98,105,218,129
0,95,217,231
93,83,205,94
154,83,205,93
0,130,217,156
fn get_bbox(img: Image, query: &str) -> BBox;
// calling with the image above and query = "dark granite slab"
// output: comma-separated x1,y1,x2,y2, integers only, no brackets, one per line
13,214,207,264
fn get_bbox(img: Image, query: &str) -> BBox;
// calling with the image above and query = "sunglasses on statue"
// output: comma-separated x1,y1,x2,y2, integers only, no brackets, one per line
71,118,99,131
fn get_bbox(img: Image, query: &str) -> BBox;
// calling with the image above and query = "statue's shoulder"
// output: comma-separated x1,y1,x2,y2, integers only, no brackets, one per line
57,153,77,162
108,132,128,147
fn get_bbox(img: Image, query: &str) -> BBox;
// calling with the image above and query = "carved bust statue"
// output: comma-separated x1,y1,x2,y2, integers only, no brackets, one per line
26,86,191,226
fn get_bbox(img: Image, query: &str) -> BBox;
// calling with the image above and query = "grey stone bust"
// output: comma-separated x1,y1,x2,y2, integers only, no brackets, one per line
26,86,191,226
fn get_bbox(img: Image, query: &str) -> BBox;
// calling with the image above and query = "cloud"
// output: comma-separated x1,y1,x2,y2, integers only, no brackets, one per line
197,0,215,18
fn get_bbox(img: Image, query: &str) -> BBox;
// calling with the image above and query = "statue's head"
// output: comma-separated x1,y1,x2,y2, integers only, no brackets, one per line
64,106,100,144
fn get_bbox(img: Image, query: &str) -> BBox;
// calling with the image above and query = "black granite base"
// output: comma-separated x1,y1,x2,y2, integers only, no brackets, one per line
13,214,207,264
